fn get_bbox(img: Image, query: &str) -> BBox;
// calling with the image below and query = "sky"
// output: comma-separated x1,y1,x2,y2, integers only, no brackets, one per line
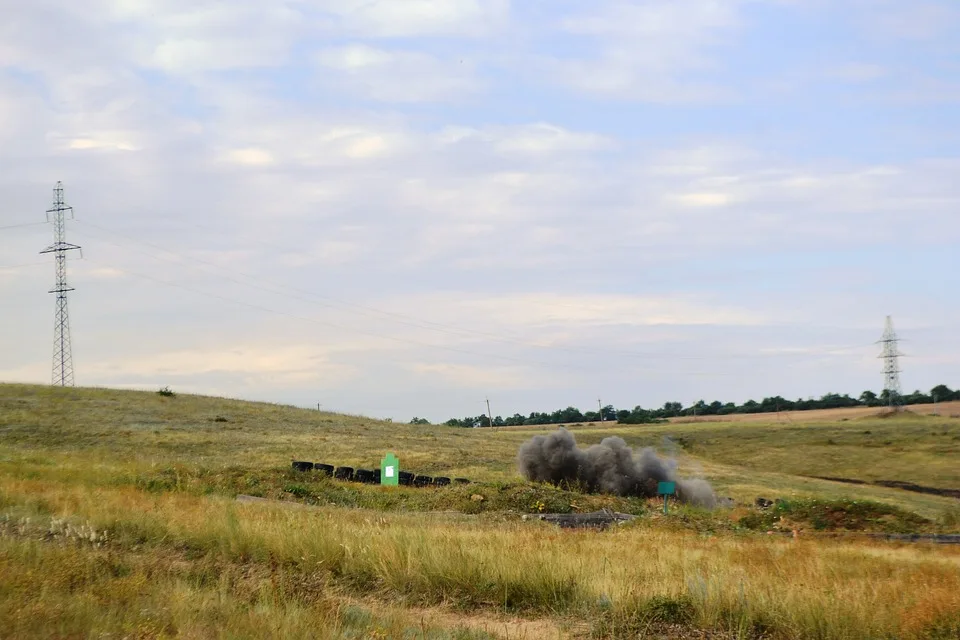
1,0,958,422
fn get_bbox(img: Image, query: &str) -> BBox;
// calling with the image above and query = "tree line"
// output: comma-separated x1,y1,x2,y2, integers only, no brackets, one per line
427,384,959,428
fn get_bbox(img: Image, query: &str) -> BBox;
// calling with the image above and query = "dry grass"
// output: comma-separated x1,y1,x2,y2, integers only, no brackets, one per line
2,383,960,638
1,477,959,639
667,402,960,424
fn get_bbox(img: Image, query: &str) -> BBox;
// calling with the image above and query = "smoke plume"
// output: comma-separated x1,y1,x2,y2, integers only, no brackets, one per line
517,428,717,508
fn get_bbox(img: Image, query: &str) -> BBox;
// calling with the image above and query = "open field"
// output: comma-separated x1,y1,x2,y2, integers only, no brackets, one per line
667,401,960,424
2,383,959,638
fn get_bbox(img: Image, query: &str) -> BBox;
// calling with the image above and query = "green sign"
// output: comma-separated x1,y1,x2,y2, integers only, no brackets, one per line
658,481,676,514
657,482,676,495
380,453,399,487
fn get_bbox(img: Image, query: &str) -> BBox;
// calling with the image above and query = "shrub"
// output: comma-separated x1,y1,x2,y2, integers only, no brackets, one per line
157,386,175,397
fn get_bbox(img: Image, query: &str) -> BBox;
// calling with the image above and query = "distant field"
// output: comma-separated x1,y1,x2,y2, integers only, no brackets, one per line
1,383,959,639
667,401,960,423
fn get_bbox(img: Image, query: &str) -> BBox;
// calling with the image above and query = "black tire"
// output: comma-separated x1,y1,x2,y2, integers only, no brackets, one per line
373,469,382,484
292,461,314,472
413,475,433,488
454,478,470,485
398,471,414,486
355,469,376,484
334,466,354,481
434,476,451,487
315,464,334,477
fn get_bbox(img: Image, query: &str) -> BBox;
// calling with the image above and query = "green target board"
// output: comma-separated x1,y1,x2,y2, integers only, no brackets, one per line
380,453,399,487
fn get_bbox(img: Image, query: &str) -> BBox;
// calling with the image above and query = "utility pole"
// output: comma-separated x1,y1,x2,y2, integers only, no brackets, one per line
40,182,82,387
598,398,603,422
878,316,903,411
485,397,494,428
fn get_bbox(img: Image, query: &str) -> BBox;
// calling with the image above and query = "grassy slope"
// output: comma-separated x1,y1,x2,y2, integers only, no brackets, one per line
2,383,960,639
2,383,959,520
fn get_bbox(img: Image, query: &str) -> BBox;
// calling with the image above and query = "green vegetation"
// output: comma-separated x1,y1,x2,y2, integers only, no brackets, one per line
442,384,960,427
1,382,959,639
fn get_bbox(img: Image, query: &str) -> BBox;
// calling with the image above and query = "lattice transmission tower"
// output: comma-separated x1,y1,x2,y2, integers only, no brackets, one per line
877,315,902,410
40,182,82,386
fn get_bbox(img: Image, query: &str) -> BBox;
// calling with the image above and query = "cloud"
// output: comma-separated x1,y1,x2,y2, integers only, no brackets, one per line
311,0,511,38
827,62,888,83
314,44,481,103
857,0,960,41
220,148,276,167
407,362,544,390
85,343,359,385
542,0,747,102
1,0,959,421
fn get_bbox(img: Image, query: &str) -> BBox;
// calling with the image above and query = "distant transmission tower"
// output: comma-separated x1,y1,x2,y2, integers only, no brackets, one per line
878,315,902,410
40,182,82,386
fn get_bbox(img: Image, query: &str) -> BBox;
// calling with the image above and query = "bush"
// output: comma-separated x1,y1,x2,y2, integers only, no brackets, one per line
157,386,175,397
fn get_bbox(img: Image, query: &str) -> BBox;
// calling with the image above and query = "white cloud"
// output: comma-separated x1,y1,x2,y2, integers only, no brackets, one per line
279,241,364,267
86,343,358,384
1,0,959,420
312,0,511,38
57,134,140,152
314,44,481,103
407,362,544,389
545,0,747,102
432,123,612,154
220,148,276,167
828,62,888,82
666,192,734,208
380,293,768,329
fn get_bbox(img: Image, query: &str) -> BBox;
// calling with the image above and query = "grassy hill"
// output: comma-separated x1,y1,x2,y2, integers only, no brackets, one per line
3,383,957,518
1,383,959,639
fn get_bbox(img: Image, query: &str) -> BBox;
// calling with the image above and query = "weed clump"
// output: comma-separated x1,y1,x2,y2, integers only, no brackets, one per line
737,497,930,533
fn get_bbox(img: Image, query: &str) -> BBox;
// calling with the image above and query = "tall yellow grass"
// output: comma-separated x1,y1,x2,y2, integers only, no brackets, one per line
2,477,959,639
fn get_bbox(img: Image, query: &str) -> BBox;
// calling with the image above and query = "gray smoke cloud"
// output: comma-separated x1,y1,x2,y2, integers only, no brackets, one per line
517,428,717,508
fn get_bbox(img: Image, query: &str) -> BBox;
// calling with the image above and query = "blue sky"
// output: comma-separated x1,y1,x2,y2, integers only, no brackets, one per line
1,0,958,421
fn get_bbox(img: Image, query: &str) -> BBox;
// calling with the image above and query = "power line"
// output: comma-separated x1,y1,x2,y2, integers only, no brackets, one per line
77,257,584,372
83,256,761,380
70,219,872,363
0,221,48,232
39,182,82,387
0,261,49,270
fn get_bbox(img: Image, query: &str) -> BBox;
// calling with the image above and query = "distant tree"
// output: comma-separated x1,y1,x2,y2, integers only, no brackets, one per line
552,406,585,424
903,390,932,405
601,405,617,421
660,401,683,418
706,401,723,415
859,390,879,407
409,417,430,425
931,384,956,402
738,399,760,414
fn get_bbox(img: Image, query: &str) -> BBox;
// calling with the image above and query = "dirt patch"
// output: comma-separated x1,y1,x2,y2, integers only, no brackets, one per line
873,480,960,499
333,594,578,639
808,476,960,499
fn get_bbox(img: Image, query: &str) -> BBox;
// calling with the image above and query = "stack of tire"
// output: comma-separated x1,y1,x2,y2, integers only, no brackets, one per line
292,460,470,488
